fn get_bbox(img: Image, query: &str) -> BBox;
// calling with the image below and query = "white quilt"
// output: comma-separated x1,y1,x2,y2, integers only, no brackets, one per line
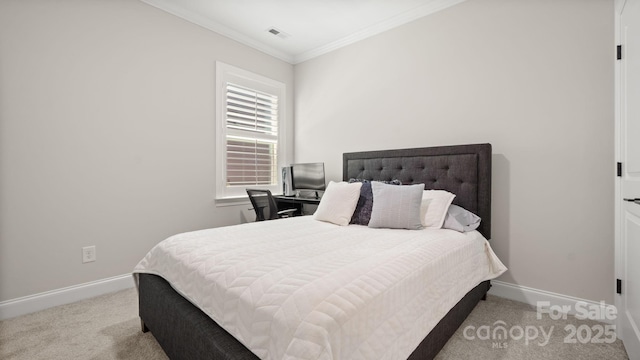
133,216,506,360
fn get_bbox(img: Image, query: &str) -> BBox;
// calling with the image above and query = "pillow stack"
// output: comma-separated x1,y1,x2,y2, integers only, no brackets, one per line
314,179,481,232
348,179,402,225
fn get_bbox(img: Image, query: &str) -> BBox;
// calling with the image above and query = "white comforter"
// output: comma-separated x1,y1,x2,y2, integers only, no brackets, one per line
133,216,506,360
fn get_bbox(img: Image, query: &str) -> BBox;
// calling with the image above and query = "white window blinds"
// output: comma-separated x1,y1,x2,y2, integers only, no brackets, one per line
224,83,279,187
216,62,287,199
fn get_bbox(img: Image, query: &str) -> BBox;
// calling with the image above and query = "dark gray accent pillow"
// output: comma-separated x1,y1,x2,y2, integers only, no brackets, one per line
443,204,481,232
368,182,425,230
348,179,401,225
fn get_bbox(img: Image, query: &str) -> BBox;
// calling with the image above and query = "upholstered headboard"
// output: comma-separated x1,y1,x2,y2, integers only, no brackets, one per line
343,143,492,239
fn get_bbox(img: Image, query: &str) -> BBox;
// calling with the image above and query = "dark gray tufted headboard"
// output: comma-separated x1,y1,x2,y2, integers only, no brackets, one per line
343,143,492,239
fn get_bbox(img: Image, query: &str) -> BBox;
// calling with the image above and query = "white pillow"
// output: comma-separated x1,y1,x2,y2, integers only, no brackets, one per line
420,190,456,228
313,181,362,226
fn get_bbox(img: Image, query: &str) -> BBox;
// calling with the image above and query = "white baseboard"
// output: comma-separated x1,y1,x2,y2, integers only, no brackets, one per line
489,280,616,325
0,276,615,325
0,274,135,321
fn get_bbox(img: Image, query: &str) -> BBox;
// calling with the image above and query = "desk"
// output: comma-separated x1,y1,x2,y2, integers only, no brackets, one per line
273,195,321,216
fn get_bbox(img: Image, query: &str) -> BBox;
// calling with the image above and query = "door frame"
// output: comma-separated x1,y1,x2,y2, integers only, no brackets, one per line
614,0,624,342
614,2,638,353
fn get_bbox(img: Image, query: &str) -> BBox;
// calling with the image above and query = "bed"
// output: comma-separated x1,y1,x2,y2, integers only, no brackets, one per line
134,143,504,360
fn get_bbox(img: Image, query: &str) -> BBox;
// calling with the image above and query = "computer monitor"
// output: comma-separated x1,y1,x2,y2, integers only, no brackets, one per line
291,163,325,198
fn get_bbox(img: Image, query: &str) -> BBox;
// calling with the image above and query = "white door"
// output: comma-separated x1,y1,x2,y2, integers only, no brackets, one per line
619,0,640,358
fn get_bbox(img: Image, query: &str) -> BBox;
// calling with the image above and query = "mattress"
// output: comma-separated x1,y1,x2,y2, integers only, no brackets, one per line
133,216,506,360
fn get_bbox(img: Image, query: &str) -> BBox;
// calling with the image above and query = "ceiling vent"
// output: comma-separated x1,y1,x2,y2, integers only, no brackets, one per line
267,27,290,40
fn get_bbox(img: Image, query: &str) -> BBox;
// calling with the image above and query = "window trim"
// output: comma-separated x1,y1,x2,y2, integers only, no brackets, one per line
215,62,288,200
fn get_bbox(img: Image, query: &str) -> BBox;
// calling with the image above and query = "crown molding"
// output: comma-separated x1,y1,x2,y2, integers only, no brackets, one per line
140,0,467,65
292,0,467,64
140,0,294,63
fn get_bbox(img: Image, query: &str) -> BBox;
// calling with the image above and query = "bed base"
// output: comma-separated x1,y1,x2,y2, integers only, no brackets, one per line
139,273,490,360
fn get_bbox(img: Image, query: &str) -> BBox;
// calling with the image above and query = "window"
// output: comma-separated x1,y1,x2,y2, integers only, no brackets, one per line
216,62,287,199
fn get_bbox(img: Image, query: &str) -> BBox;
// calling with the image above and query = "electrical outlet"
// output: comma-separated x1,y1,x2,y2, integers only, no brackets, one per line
82,246,96,263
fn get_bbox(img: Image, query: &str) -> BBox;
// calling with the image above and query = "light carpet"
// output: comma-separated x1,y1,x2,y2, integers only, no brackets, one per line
0,288,629,359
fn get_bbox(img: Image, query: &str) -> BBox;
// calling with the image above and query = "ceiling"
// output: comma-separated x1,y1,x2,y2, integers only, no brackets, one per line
140,0,466,64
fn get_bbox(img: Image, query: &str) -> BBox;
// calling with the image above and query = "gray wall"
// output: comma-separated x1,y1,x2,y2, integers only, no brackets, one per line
294,0,615,303
0,0,294,301
0,0,615,306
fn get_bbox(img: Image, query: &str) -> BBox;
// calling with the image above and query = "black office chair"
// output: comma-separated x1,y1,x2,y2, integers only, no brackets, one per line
246,189,297,221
